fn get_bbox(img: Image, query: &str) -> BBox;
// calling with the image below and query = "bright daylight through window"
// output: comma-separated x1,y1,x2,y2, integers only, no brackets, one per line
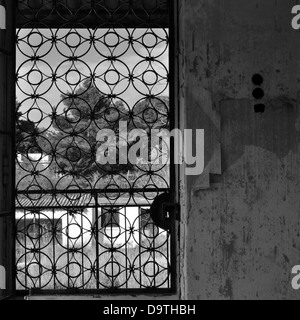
15,0,174,293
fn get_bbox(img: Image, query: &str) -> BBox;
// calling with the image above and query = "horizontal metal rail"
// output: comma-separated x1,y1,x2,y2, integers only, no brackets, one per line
17,188,169,195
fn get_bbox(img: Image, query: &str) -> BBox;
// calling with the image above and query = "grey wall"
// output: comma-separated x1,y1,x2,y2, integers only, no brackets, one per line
180,0,300,299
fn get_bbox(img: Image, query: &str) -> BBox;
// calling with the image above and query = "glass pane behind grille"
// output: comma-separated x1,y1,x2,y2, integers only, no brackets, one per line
15,0,172,291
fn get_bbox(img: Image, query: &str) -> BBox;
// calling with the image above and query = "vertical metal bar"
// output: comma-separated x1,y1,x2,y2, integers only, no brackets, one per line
81,209,84,288
110,207,113,287
67,210,70,288
53,208,56,290
152,218,155,288
168,0,178,293
24,212,27,289
138,206,141,289
95,194,99,289
139,217,142,288
8,0,17,296
168,0,175,200
125,206,128,289
167,230,170,288
38,212,41,289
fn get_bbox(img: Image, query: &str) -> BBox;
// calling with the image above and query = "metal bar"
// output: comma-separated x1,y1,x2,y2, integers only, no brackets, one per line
167,0,178,293
16,204,150,210
38,213,41,289
25,287,174,296
125,207,128,289
16,10,169,29
138,223,142,288
95,195,100,290
16,188,169,195
11,7,17,293
52,208,56,290
24,217,27,289
81,210,84,288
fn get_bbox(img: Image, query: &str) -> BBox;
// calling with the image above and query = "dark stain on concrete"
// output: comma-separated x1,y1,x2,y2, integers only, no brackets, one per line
220,97,300,172
221,233,238,269
219,278,233,300
283,254,290,264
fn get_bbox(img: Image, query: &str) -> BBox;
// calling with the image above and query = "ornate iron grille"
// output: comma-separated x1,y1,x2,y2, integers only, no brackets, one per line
15,0,174,292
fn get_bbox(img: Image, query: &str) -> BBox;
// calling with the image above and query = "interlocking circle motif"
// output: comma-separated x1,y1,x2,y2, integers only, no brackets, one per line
16,0,172,291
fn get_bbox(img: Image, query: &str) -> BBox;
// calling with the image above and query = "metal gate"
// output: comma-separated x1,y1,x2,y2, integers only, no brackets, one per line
15,0,176,293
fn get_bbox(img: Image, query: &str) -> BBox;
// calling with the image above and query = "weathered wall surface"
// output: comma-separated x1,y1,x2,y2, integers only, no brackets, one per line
182,0,300,299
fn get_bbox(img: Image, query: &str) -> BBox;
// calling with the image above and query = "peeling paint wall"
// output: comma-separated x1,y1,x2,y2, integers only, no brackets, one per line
182,0,300,299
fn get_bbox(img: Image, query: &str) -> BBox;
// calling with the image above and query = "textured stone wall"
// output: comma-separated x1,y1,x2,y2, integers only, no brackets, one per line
181,0,300,299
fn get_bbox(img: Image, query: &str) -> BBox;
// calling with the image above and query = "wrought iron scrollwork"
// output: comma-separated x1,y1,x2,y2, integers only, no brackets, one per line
16,0,173,291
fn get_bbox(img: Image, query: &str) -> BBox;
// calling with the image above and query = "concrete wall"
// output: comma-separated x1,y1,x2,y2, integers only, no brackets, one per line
180,0,300,299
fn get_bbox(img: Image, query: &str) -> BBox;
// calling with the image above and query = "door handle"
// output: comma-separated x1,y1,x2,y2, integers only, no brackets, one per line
150,193,180,231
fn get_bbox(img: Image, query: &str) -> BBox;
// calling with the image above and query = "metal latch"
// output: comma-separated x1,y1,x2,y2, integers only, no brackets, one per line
150,193,180,231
